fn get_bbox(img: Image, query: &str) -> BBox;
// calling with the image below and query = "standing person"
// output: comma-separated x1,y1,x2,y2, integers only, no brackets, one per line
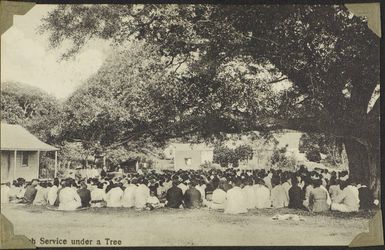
166,180,184,208
122,179,137,208
47,178,59,206
308,179,330,212
135,179,150,209
106,183,124,207
288,177,305,210
77,181,91,207
183,180,202,209
224,178,247,214
22,179,39,204
58,180,81,211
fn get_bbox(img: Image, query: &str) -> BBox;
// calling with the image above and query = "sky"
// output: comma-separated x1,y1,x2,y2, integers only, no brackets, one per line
1,5,111,100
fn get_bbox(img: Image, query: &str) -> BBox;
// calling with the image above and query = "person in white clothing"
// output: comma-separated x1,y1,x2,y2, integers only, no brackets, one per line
146,191,164,210
208,182,227,210
178,181,188,194
90,182,107,207
224,178,247,214
33,182,48,206
254,179,271,209
196,180,207,206
1,183,10,204
263,172,273,190
106,183,123,207
331,180,360,212
58,180,81,211
47,178,59,206
242,178,256,210
122,179,137,208
135,179,150,209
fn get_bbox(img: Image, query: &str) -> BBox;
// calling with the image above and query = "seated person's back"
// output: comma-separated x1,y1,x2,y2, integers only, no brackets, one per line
166,181,184,208
77,182,91,207
183,181,202,209
23,179,39,204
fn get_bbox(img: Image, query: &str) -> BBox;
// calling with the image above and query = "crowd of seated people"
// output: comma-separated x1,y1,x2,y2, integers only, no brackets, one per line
0,166,378,214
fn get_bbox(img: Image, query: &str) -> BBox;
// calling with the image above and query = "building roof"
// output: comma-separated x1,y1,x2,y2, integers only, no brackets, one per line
169,143,213,151
1,123,58,151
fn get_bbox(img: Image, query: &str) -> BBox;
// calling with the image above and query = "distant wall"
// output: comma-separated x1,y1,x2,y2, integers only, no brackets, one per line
174,150,212,170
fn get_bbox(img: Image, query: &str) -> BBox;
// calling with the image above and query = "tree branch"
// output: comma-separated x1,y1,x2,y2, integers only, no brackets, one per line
266,77,288,84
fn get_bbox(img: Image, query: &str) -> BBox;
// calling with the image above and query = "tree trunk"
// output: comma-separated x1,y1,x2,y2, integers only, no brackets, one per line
344,138,380,199
367,145,381,199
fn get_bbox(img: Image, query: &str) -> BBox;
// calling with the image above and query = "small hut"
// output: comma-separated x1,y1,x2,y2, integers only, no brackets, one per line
1,123,58,182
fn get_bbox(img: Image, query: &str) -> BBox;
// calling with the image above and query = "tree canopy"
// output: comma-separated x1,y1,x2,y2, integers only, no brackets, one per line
37,4,381,192
1,81,61,142
40,4,379,140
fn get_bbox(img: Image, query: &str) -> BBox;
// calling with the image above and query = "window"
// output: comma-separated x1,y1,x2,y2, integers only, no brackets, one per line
21,152,29,167
184,158,192,166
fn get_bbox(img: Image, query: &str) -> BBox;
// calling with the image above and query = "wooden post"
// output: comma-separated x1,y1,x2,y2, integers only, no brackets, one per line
13,150,17,181
103,156,106,169
37,150,40,179
54,150,58,178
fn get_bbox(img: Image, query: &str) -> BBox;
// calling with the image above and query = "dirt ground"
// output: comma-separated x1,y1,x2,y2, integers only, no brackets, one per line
1,203,375,247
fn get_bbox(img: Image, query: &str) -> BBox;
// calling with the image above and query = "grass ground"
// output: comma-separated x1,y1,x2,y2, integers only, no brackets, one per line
1,203,376,246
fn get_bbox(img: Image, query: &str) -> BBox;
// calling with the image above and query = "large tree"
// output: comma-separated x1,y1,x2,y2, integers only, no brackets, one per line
1,81,62,143
41,4,380,196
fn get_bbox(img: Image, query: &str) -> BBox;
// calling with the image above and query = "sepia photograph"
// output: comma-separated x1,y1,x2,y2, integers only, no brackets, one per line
0,1,382,247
